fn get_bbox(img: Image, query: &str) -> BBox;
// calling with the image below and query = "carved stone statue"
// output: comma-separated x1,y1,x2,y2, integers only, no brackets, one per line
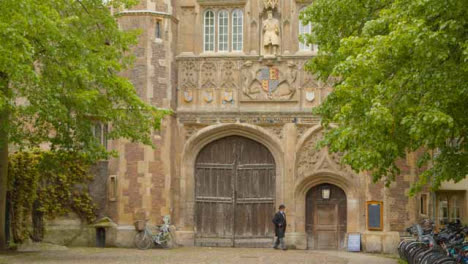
263,10,280,56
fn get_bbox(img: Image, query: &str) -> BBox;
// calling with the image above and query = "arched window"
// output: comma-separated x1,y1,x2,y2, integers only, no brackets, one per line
232,9,243,52
204,10,215,52
299,7,315,52
218,10,229,52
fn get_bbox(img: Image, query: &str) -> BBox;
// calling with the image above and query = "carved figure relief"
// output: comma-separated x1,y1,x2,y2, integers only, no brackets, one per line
201,62,217,89
241,61,260,99
263,10,280,56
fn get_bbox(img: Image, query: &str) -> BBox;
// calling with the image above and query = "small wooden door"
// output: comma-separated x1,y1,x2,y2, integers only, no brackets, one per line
306,184,347,249
195,136,276,247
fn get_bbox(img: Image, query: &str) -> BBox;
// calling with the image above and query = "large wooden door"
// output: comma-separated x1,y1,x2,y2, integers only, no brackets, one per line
306,184,347,249
195,136,276,247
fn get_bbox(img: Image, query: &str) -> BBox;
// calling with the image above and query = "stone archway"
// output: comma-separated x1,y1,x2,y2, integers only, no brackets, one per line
194,135,276,247
306,183,347,249
178,123,285,246
293,172,360,250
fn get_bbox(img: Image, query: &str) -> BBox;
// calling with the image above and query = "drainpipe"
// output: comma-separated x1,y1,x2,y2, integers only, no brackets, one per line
432,192,437,225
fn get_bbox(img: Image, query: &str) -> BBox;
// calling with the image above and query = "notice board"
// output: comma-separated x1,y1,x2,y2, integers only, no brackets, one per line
367,201,383,231
347,233,361,252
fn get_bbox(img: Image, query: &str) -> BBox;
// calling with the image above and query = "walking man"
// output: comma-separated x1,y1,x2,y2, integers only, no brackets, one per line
272,204,287,250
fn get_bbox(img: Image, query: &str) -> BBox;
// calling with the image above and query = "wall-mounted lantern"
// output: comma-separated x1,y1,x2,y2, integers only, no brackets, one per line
322,186,330,200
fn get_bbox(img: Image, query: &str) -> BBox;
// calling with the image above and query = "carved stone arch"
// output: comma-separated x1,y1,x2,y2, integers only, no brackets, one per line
295,124,324,181
179,123,285,235
294,126,362,242
295,171,356,198
296,124,354,179
293,171,361,240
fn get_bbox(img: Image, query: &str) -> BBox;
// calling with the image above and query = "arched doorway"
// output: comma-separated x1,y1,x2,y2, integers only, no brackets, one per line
194,136,276,247
306,183,347,249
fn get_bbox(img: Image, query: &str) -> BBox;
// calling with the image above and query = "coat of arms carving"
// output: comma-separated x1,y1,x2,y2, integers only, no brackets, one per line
183,90,193,103
242,65,297,101
222,90,234,104
260,67,280,95
202,90,214,103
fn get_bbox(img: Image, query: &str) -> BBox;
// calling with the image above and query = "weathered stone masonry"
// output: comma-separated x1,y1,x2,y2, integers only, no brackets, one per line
43,0,467,252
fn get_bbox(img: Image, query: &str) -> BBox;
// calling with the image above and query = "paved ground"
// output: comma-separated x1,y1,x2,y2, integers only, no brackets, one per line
0,247,398,264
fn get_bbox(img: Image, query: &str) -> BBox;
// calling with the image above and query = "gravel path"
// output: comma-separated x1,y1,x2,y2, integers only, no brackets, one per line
0,247,398,264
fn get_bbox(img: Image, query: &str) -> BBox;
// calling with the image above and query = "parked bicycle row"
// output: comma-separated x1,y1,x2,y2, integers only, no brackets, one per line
398,220,468,264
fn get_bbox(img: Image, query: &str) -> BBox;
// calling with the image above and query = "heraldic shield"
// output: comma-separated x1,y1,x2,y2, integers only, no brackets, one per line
258,67,280,95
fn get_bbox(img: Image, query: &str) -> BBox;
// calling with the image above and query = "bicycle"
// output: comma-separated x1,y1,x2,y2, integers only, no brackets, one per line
134,215,172,250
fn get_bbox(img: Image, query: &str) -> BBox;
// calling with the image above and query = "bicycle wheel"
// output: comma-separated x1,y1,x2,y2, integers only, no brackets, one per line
134,231,153,250
156,232,170,248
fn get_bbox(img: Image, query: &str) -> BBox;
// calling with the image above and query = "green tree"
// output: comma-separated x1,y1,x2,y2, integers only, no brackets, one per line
0,0,168,248
300,0,467,191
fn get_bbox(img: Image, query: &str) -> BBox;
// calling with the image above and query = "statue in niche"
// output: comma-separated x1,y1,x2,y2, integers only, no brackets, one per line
263,10,280,56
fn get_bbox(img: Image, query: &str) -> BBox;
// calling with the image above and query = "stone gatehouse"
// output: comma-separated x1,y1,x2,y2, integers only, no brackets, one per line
45,0,467,252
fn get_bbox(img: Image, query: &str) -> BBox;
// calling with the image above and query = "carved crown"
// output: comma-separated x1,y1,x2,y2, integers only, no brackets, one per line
263,0,279,10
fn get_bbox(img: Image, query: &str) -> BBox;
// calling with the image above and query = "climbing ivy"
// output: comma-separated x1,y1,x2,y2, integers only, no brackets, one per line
8,150,97,243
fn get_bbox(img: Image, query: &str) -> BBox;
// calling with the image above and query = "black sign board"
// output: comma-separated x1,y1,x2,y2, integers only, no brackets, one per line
367,201,383,231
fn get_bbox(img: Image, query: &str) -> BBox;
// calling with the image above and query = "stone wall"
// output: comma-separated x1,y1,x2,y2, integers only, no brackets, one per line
45,0,467,252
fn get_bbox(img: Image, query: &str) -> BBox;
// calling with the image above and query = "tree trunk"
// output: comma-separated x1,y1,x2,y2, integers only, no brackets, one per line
0,72,9,249
31,200,44,242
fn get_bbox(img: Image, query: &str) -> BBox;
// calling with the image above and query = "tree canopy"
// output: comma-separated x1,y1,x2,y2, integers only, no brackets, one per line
0,0,168,248
300,0,467,193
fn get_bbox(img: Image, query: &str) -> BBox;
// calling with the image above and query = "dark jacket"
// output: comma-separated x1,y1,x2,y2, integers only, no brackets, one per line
272,211,286,238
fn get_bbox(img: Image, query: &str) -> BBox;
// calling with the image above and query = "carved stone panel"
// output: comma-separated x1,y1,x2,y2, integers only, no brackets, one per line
297,131,355,179
297,132,322,178
241,61,298,101
300,62,333,107
180,61,198,90
220,61,238,89
176,58,319,108
261,125,283,139
201,61,218,89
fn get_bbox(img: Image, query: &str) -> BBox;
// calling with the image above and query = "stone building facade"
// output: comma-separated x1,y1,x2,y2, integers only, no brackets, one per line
45,0,467,252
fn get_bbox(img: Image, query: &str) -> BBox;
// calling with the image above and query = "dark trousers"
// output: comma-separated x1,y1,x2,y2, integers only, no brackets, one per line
273,236,285,249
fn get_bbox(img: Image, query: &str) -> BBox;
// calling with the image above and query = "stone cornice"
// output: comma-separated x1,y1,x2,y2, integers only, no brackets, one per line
176,111,321,125
115,10,179,23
